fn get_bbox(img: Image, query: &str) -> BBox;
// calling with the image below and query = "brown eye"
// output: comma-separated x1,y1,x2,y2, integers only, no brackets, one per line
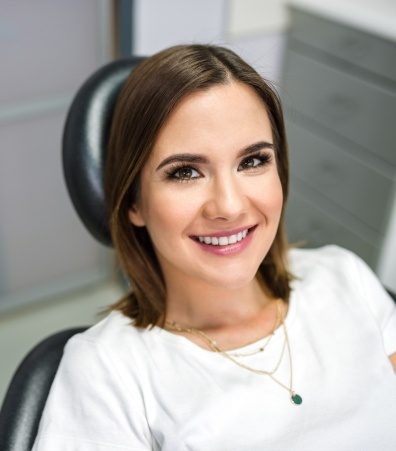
242,157,255,168
238,153,271,171
173,166,200,180
239,156,261,170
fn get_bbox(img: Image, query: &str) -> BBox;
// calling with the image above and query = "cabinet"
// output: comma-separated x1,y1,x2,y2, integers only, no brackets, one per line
282,3,396,275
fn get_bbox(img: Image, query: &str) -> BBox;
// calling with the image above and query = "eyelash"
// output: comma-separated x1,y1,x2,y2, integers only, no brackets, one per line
237,152,272,172
164,165,201,181
164,151,273,181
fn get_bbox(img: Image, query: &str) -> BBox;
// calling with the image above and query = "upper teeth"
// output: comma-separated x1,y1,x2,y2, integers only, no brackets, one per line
198,229,248,246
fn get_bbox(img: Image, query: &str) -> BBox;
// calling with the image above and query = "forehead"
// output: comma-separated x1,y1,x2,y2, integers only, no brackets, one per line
148,81,273,163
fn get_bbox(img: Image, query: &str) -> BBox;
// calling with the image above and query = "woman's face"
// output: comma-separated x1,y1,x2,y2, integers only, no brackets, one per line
129,81,283,293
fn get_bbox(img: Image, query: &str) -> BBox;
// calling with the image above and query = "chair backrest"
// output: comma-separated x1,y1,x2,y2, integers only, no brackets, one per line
0,328,87,451
62,55,145,246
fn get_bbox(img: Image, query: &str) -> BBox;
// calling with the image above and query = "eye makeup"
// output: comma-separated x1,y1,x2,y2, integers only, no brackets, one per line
163,150,273,182
164,164,202,181
238,151,273,171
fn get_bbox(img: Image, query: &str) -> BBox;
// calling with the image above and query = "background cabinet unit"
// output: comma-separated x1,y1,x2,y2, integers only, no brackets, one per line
282,2,396,290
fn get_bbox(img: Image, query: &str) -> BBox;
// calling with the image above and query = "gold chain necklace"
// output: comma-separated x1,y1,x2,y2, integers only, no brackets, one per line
227,303,279,358
165,299,303,405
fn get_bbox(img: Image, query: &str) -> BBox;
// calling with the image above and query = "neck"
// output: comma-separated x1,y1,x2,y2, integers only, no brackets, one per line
164,275,273,331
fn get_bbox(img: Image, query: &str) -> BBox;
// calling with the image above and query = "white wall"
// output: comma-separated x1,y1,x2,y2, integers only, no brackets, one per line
0,0,113,313
133,0,289,84
0,0,115,405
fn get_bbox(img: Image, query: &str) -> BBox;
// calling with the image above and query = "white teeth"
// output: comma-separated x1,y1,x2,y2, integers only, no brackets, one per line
219,236,228,245
197,228,250,246
228,234,237,244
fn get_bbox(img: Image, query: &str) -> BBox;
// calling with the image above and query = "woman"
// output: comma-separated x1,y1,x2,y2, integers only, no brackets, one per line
33,44,396,450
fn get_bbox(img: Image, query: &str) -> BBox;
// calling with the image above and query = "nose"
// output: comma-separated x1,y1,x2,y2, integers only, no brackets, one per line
202,173,248,221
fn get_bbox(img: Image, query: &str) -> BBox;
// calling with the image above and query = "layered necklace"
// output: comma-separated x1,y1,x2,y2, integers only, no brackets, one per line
165,299,303,405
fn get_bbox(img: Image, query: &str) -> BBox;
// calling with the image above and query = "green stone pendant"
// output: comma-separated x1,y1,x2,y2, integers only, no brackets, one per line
291,393,303,405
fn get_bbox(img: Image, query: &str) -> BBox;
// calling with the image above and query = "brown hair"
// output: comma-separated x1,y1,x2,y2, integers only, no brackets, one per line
105,44,292,327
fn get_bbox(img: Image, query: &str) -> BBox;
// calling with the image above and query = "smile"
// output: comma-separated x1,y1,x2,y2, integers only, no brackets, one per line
196,228,249,246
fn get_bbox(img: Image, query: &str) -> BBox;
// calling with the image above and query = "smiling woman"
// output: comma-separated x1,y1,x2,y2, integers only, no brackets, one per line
128,82,284,315
106,45,291,330
32,45,396,451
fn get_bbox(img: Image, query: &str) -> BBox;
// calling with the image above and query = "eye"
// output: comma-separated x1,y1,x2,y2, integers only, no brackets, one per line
238,153,272,171
166,165,201,181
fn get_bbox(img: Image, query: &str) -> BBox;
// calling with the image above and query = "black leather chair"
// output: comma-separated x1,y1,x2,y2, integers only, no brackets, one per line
0,56,144,451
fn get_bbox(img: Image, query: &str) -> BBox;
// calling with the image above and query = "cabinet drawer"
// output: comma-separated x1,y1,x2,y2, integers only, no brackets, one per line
286,121,393,234
283,50,396,166
285,190,380,269
289,8,396,83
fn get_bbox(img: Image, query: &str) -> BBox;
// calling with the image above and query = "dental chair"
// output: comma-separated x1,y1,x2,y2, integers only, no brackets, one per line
0,55,144,451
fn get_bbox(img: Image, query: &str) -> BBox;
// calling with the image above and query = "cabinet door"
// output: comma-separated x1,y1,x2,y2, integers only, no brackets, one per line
283,50,396,167
286,186,381,269
289,8,396,84
286,121,394,234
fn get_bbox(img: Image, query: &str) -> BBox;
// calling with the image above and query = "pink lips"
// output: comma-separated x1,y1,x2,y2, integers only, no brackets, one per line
192,226,256,256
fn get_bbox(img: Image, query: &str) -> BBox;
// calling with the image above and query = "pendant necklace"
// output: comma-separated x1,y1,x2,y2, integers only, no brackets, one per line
165,298,303,405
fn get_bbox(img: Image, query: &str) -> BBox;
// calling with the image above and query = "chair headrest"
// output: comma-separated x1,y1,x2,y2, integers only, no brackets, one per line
62,56,145,246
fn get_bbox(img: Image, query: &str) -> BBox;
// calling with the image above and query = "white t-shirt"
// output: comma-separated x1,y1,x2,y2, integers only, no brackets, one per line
32,246,396,450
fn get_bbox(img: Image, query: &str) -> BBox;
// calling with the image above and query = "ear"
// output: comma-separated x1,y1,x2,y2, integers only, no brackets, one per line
128,205,146,227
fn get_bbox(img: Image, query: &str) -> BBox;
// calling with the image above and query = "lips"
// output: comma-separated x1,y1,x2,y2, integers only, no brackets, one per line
195,227,252,246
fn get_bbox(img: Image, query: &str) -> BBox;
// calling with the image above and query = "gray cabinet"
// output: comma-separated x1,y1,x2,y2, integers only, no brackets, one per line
282,6,396,270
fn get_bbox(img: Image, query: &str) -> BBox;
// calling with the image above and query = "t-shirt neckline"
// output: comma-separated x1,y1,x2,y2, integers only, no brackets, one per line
151,290,298,355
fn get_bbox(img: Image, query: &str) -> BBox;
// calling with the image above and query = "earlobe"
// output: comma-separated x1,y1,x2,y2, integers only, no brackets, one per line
128,205,146,227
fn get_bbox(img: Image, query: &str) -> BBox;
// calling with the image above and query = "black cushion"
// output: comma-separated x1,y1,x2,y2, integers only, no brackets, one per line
62,56,145,246
387,289,396,304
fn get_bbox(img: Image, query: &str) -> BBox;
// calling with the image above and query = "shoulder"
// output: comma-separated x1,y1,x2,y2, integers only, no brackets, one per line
67,310,145,356
287,244,385,300
288,245,396,354
287,244,386,315
61,310,153,385
57,311,144,390
288,244,361,282
33,311,154,449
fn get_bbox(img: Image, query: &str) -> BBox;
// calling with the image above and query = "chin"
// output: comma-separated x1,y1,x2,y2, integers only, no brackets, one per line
205,268,259,291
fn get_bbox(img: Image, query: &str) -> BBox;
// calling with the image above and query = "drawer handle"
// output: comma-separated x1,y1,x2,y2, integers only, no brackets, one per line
336,36,370,62
317,93,359,121
317,161,342,186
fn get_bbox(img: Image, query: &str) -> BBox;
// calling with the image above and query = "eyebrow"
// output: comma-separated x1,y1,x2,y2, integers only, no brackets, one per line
155,141,274,171
238,141,274,157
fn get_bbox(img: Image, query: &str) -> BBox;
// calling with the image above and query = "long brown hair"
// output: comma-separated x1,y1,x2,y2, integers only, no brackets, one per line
105,44,292,327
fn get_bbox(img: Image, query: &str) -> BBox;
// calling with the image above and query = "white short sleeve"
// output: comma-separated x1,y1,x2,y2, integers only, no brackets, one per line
349,249,396,356
32,335,153,451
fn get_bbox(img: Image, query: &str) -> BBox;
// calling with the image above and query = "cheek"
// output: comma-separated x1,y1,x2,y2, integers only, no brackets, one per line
254,173,284,216
142,188,200,239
